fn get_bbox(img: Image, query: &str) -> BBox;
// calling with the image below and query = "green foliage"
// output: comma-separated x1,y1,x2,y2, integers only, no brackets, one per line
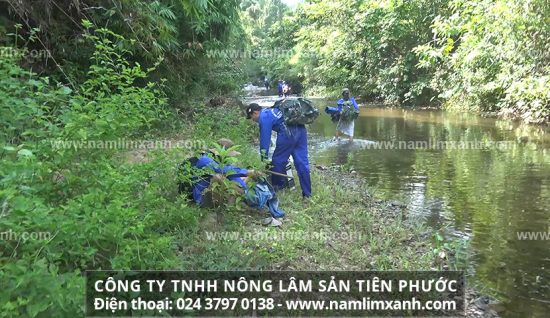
340,101,359,121
0,0,246,103
240,0,296,86
0,28,189,316
241,0,289,44
261,6,304,90
254,0,548,122
257,0,447,103
342,152,354,172
65,23,168,141
191,104,257,147
432,232,469,271
414,0,549,122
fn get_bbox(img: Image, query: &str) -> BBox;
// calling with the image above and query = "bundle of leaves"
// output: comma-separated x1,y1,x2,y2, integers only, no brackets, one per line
340,101,359,121
330,113,341,123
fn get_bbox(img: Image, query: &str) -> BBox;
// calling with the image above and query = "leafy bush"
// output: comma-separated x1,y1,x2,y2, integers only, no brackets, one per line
1,0,246,103
0,26,192,316
415,0,549,122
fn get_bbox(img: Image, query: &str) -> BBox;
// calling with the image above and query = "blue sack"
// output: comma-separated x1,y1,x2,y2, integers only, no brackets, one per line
325,106,339,114
325,106,341,123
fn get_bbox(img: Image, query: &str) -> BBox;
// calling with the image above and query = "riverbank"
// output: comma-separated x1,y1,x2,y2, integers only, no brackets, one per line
0,83,500,316
143,101,436,270
185,165,435,270
242,90,549,127
160,103,439,271
170,101,501,317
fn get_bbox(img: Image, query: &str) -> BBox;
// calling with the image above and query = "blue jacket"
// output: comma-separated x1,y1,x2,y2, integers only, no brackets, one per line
223,164,248,189
337,97,359,112
192,155,252,205
191,155,221,205
258,107,285,160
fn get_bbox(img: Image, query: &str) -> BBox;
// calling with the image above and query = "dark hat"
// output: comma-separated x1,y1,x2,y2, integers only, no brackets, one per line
246,103,262,119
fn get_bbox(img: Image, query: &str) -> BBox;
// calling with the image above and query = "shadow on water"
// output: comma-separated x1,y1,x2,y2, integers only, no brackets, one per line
308,99,550,317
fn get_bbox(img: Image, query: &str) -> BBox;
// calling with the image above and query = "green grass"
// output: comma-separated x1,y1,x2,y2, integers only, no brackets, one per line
172,152,437,271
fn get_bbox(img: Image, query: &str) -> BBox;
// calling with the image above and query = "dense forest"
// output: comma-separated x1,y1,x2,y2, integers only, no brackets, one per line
247,0,549,123
0,0,548,316
1,0,548,122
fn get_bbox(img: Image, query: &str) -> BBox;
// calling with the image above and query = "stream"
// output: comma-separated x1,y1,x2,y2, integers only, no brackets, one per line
309,100,550,317
245,94,550,317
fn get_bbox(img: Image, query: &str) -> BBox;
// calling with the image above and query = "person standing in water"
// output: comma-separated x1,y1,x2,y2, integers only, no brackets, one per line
335,88,359,142
282,81,290,97
277,80,284,97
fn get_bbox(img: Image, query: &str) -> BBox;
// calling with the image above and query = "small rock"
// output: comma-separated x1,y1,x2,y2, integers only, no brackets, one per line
390,201,406,208
488,303,506,313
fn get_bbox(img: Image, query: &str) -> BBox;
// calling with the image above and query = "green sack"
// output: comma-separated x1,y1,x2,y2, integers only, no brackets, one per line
340,100,359,121
273,97,320,125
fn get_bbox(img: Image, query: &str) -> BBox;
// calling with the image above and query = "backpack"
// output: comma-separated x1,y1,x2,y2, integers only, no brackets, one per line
339,100,359,121
272,97,320,125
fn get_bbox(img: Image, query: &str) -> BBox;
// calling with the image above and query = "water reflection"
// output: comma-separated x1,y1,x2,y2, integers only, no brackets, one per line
309,101,550,317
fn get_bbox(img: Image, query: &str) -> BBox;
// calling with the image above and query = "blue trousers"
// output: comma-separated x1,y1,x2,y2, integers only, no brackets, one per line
271,125,312,197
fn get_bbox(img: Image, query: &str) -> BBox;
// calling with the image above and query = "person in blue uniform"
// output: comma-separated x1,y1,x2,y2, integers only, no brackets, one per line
190,139,247,206
190,154,221,206
246,103,312,198
282,82,290,97
188,139,285,226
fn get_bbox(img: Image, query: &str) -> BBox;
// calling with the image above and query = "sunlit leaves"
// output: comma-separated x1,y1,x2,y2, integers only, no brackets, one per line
419,0,549,122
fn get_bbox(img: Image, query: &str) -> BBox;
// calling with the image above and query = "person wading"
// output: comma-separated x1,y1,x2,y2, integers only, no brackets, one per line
335,88,359,142
277,80,284,97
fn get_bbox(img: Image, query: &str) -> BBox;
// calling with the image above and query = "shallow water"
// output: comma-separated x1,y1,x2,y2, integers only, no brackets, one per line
307,100,550,317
